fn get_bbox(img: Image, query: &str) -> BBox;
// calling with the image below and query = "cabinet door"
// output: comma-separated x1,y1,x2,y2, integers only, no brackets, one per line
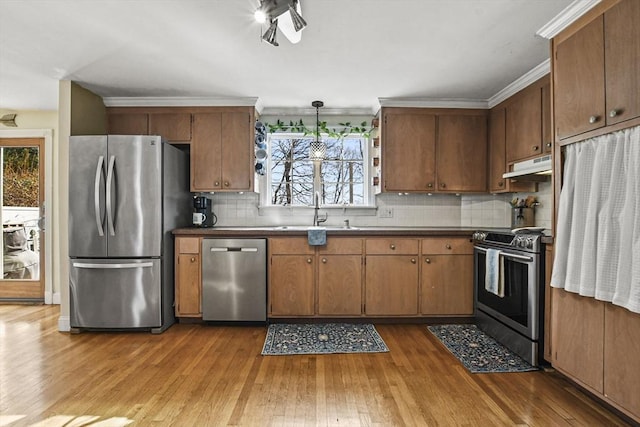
175,237,201,317
270,255,314,316
318,255,362,315
552,289,604,393
604,303,640,417
107,113,149,135
542,81,553,154
149,113,192,142
506,87,543,162
221,111,252,191
191,113,222,191
421,255,473,315
365,256,418,315
604,0,640,126
436,114,487,192
488,107,508,193
554,17,606,140
382,110,436,192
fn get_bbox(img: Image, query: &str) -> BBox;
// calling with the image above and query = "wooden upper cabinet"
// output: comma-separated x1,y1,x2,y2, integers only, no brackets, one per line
191,109,253,192
148,113,192,142
506,83,544,162
107,113,149,135
488,107,508,193
382,109,436,192
604,0,640,126
542,81,552,154
436,113,487,193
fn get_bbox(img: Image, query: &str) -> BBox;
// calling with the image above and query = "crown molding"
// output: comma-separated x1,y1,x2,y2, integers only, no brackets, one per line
102,96,259,108
377,98,488,109
260,107,376,116
536,0,602,39
487,60,550,108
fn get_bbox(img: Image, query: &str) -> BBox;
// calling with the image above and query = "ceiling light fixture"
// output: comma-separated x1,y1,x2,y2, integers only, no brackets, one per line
255,0,306,46
310,100,326,162
0,114,17,127
262,19,279,46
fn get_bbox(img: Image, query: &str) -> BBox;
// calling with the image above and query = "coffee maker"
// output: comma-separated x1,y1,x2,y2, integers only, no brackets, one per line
192,196,215,227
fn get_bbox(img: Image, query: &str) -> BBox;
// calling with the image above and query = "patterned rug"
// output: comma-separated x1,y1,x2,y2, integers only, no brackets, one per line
261,323,389,355
428,324,538,373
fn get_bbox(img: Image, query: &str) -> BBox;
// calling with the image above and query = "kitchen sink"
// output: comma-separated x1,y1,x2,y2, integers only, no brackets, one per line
275,225,360,231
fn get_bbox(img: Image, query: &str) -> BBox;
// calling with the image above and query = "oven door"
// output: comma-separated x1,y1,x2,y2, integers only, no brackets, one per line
474,245,541,340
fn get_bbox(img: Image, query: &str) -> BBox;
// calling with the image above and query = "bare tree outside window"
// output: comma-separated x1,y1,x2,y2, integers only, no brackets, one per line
269,134,366,206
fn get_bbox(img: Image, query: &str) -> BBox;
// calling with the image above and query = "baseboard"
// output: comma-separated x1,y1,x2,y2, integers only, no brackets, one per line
52,292,61,305
58,315,71,332
45,292,61,305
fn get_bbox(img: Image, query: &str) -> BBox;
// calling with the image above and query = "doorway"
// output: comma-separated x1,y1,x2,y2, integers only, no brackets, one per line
0,137,45,300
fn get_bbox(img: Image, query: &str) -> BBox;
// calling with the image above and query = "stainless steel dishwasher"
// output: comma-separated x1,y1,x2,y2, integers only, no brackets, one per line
201,238,267,322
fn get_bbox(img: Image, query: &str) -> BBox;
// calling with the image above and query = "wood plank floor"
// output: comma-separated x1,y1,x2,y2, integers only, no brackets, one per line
0,305,632,426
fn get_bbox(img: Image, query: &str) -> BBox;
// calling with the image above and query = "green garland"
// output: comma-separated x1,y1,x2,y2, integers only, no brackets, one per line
266,119,372,139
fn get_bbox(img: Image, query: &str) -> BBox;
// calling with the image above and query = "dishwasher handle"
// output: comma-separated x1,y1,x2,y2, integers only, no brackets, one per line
210,247,259,252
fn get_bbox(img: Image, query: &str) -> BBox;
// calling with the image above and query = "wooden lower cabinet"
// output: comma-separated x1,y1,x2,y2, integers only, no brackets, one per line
175,237,201,317
318,255,362,315
270,255,315,316
365,255,419,315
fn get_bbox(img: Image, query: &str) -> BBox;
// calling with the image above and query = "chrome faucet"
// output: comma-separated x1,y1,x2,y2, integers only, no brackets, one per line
313,191,328,226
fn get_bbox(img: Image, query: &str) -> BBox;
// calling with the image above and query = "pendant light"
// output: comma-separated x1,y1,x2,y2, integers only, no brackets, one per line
310,100,326,162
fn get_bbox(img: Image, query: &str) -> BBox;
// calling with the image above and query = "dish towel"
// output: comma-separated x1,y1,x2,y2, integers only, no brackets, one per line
307,228,327,246
485,249,505,298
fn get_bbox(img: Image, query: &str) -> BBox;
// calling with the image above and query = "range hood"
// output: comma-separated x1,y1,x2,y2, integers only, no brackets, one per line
503,154,552,180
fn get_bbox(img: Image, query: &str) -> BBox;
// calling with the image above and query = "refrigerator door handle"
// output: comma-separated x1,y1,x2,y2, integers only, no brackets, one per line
72,262,154,269
106,155,116,236
94,156,105,236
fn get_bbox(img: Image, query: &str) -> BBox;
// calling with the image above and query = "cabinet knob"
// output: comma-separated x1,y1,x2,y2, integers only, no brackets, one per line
609,109,620,118
307,258,312,264
589,115,599,124
425,258,431,264
445,244,452,250
224,181,230,187
532,145,539,151
427,183,433,188
498,181,504,187
190,257,196,263
390,244,396,250
411,258,416,264
440,183,446,189
214,181,220,187
321,258,327,263
546,142,552,148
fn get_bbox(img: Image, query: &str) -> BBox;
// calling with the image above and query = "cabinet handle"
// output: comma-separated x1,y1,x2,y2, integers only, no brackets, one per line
532,145,539,151
546,142,552,148
440,183,446,189
427,183,433,188
214,181,220,187
307,258,312,264
609,109,620,118
445,244,452,250
411,258,416,264
224,181,230,187
425,258,431,264
190,257,196,263
498,181,504,187
390,244,396,250
321,258,327,263
589,115,599,124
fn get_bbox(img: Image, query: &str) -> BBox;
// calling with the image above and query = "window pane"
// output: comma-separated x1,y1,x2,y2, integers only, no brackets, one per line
342,138,364,160
291,161,313,183
343,161,364,182
292,138,312,161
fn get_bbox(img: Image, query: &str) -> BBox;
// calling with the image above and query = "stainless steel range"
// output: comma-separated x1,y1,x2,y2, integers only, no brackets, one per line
473,229,545,366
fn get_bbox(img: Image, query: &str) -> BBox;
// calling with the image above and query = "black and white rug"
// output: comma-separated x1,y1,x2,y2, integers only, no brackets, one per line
428,324,538,373
261,323,389,355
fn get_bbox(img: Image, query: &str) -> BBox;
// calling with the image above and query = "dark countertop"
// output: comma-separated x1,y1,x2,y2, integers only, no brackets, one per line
172,226,480,237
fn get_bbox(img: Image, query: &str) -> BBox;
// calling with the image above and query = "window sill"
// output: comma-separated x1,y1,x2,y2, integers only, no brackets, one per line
258,205,378,217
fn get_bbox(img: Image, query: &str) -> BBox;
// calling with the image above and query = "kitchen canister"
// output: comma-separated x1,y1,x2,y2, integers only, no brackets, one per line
511,207,535,228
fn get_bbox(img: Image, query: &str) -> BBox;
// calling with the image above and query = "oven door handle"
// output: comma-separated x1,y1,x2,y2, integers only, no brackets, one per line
474,246,533,262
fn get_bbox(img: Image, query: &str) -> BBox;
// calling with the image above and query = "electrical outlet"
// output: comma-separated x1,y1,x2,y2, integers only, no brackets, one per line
379,207,393,218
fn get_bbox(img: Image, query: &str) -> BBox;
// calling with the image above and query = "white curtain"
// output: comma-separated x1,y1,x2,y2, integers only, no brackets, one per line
551,125,640,314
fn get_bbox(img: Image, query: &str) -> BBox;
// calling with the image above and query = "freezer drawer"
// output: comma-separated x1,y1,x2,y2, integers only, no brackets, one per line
70,258,162,329
202,239,267,321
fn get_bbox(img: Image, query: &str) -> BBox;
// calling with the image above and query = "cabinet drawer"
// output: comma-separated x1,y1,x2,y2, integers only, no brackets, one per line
270,237,314,255
177,237,200,254
365,238,419,255
422,238,472,255
318,238,363,255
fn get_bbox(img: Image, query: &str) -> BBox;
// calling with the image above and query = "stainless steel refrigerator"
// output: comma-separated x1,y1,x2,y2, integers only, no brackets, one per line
68,135,190,333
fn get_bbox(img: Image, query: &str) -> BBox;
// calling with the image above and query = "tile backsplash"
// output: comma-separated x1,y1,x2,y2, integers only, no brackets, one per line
202,180,553,232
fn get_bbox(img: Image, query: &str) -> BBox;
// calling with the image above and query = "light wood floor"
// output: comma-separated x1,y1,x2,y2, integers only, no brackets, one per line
0,305,632,426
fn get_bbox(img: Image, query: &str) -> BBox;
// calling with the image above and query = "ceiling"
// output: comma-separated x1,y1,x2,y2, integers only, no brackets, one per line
0,0,577,114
